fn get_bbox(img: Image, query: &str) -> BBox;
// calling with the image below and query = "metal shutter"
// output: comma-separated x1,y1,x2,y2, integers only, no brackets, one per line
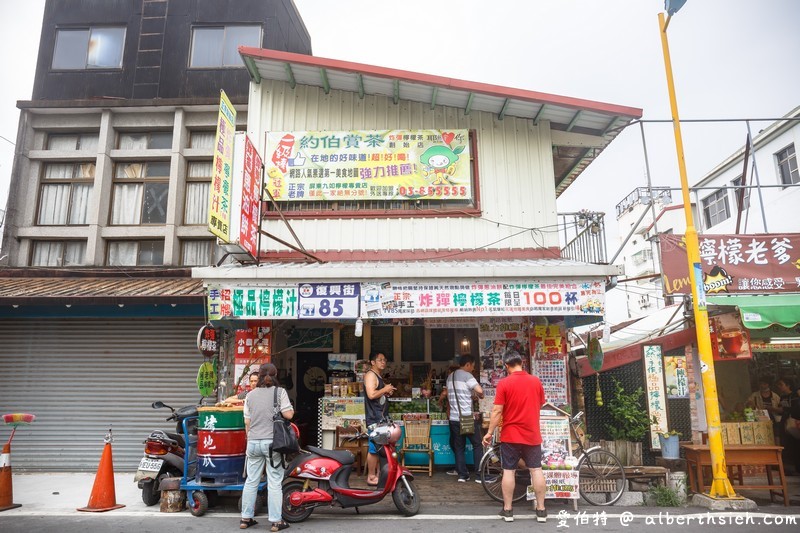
0,318,202,472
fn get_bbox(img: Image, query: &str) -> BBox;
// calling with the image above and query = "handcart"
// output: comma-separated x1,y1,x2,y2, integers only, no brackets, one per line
180,413,268,517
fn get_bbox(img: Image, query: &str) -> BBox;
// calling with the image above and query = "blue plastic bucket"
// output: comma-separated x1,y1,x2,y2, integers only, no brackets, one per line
659,434,680,459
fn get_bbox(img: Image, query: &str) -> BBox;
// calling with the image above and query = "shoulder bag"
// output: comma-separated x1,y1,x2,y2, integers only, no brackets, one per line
269,387,299,466
452,372,475,435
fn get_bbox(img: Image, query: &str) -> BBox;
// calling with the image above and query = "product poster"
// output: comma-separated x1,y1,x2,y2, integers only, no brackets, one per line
233,321,271,394
265,129,472,202
711,312,752,361
478,318,529,387
319,397,366,430
540,416,578,499
664,355,689,399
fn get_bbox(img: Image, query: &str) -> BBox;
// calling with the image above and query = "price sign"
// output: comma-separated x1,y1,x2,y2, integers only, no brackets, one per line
297,282,360,319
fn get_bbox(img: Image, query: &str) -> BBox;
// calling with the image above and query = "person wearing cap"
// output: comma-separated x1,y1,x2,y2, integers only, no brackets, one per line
482,350,546,523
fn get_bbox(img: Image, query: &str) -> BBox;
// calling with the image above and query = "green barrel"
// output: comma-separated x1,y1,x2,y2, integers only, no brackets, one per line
197,406,244,431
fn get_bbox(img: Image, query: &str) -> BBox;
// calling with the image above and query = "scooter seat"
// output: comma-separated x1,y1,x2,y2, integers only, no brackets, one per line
306,445,355,465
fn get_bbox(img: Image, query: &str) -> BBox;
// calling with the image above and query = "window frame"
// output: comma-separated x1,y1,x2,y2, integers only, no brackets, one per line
263,130,482,219
180,239,218,266
189,24,262,68
30,240,87,267
184,160,213,225
106,240,165,267
110,161,171,225
36,162,96,226
117,131,173,150
701,188,731,229
730,175,750,210
776,144,799,186
52,26,126,70
46,132,99,151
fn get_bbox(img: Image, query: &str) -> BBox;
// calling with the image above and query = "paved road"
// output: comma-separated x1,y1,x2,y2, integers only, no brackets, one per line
2,510,800,533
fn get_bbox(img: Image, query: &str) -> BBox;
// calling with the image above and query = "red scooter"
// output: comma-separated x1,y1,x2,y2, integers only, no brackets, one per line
281,419,421,522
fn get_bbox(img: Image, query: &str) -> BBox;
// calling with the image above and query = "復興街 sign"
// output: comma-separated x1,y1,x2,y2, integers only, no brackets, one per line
360,280,605,318
659,233,800,295
265,129,472,202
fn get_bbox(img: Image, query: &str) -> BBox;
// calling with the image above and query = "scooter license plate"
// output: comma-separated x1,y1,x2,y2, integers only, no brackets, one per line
138,457,164,472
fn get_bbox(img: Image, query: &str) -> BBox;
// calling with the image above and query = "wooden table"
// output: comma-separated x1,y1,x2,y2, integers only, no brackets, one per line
681,444,788,506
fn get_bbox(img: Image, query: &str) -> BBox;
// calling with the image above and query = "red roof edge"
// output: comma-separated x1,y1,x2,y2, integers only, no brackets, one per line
239,47,643,119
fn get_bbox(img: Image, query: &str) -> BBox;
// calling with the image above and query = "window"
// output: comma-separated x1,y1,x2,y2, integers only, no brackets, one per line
111,162,170,224
190,25,261,67
52,27,125,69
37,162,95,225
702,188,731,228
776,144,799,186
107,240,164,266
184,161,212,224
181,240,217,266
47,133,99,151
731,176,750,210
31,241,86,266
190,131,215,149
118,132,173,150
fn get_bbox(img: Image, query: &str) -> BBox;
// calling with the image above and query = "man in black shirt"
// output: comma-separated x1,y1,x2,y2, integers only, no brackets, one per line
363,351,396,485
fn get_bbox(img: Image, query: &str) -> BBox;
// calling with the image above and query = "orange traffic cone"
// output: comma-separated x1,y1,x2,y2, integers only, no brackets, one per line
0,442,22,512
77,431,125,512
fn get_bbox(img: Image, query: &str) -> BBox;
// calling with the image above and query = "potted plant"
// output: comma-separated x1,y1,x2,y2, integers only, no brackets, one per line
657,429,682,459
604,377,651,465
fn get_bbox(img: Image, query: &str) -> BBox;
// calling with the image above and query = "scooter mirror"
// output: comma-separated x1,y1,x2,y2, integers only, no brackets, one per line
151,401,166,409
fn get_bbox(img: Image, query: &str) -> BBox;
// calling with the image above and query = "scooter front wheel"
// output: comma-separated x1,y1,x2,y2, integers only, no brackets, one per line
281,481,315,523
392,476,420,516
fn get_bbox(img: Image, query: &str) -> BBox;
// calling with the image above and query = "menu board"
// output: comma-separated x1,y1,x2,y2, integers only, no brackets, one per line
319,397,365,431
532,356,568,406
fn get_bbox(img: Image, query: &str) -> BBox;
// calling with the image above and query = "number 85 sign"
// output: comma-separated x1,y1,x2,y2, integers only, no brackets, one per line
297,283,361,319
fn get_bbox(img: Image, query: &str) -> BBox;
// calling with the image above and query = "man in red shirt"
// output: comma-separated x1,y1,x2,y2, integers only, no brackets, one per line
482,350,546,523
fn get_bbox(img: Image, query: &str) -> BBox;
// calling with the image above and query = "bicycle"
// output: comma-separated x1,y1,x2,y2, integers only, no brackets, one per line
478,411,626,506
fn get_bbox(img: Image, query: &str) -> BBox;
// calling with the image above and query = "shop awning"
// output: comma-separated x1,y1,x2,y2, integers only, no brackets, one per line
707,294,800,329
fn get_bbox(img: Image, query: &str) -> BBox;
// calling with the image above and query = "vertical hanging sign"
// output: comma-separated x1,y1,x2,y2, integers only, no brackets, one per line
239,135,262,258
643,344,669,449
208,90,237,242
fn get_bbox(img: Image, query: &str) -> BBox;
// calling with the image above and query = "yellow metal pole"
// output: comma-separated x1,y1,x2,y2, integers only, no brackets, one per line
657,12,736,499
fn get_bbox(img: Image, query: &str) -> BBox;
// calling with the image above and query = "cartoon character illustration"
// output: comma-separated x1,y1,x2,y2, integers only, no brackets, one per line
420,134,465,185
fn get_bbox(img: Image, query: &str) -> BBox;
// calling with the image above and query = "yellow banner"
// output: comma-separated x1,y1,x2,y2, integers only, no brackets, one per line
208,90,236,241
265,129,471,201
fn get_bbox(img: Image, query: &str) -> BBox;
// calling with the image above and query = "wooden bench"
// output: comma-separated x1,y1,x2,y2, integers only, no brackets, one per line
681,444,788,506
624,466,669,490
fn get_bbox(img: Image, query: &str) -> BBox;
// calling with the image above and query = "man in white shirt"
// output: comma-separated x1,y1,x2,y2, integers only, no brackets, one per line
445,355,484,482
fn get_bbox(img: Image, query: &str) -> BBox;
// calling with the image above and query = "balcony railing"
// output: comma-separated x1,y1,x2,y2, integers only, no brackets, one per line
558,211,608,264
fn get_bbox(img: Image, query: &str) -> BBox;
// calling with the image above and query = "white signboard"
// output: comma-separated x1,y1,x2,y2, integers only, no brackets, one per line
643,344,669,449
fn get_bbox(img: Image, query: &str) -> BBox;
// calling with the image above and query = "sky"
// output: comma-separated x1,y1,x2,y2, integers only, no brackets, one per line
1,0,798,320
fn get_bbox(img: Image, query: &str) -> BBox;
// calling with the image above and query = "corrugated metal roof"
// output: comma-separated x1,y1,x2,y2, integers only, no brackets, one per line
194,258,622,282
238,47,642,196
0,277,204,303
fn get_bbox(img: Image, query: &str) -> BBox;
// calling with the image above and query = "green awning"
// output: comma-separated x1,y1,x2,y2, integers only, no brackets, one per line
707,294,800,329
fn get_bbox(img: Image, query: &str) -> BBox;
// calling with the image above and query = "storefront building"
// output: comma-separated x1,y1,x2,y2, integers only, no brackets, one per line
194,48,642,453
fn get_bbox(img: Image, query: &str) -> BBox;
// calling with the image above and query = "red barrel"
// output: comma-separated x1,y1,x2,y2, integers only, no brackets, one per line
197,429,246,455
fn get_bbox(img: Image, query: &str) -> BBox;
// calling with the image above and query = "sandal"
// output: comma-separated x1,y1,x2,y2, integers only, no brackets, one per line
240,518,258,529
271,521,290,532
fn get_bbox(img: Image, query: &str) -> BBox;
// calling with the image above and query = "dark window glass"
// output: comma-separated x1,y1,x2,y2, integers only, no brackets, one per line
401,326,424,362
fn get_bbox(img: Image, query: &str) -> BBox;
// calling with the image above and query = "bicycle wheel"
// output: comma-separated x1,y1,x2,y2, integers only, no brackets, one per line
478,445,528,503
578,449,625,506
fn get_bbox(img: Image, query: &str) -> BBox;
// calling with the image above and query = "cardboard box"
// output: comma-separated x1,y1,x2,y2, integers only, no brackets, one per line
722,422,741,445
739,422,755,445
752,420,774,445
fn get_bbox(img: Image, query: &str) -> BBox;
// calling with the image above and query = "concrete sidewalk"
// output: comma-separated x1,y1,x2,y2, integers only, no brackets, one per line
3,471,800,517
